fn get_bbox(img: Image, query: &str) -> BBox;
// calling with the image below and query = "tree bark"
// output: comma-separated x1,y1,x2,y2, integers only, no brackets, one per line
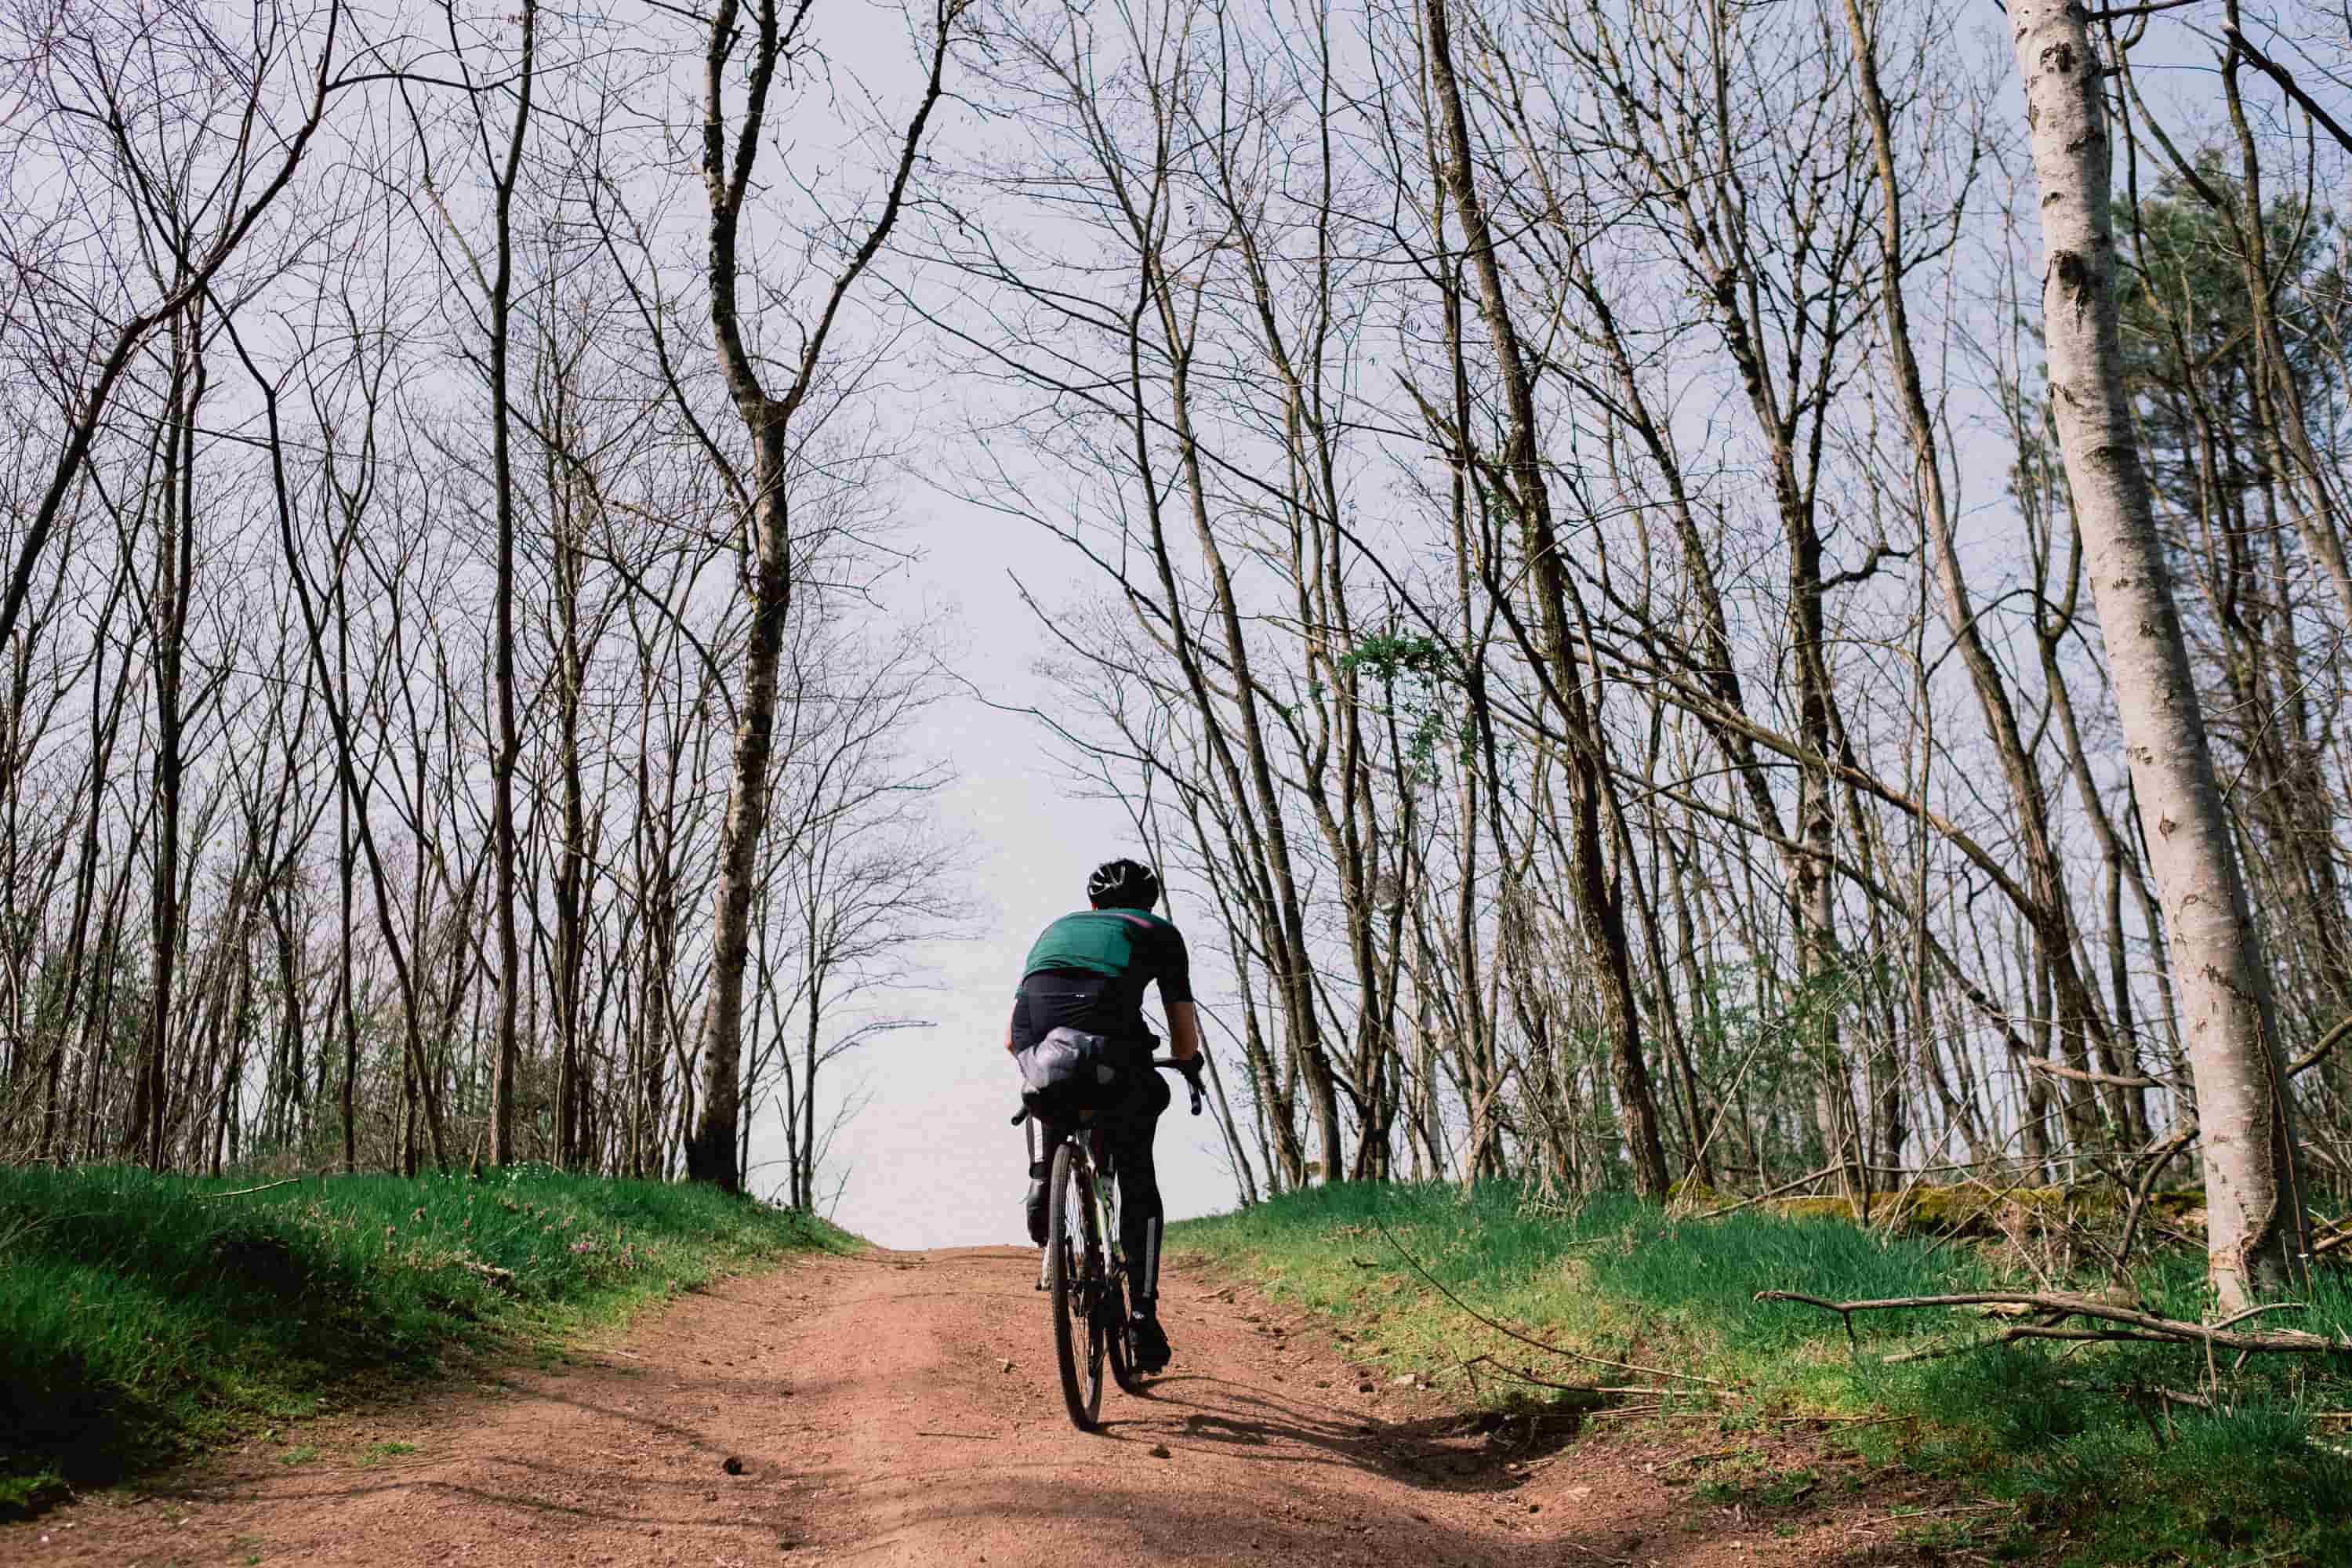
2008,0,2303,1306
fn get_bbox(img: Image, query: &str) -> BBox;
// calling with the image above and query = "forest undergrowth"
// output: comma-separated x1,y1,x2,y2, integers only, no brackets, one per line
0,1165,855,1516
1175,1183,2352,1568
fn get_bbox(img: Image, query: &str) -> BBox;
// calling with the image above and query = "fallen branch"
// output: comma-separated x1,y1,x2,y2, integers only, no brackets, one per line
200,1178,307,1200
1756,1290,2352,1356
1457,1352,1657,1399
2211,1301,2309,1331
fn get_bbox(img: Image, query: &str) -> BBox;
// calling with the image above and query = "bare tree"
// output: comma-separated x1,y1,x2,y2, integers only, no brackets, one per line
2008,0,2303,1305
683,0,964,1189
0,0,351,654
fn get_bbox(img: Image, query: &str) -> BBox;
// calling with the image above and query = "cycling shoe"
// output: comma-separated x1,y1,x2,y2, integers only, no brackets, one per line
1129,1311,1172,1374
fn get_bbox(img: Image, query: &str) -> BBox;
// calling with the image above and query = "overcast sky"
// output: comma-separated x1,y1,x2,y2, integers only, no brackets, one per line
753,497,1249,1249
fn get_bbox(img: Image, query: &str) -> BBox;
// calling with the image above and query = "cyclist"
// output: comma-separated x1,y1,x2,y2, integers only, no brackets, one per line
1006,858,1203,1374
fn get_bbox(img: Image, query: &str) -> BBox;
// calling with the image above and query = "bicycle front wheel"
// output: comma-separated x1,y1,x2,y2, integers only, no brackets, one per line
1045,1141,1106,1430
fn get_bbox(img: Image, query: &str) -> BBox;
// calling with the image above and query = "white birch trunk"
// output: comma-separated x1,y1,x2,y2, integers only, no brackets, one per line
2008,0,2303,1308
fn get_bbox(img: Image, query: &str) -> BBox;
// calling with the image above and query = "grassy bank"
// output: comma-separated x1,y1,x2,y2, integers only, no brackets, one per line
0,1164,856,1514
1174,1182,2352,1567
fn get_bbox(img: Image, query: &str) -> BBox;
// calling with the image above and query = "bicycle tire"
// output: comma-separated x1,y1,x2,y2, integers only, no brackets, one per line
1107,1286,1144,1394
1046,1141,1105,1429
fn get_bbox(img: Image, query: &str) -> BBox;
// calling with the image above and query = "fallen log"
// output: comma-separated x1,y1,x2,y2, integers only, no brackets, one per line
1755,1289,2352,1359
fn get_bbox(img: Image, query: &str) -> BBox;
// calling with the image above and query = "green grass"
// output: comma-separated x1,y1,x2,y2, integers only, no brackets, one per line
1174,1181,2352,1567
0,1163,856,1515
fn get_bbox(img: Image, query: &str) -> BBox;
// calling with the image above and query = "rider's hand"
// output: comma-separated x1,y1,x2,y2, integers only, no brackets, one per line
1175,1053,1206,1114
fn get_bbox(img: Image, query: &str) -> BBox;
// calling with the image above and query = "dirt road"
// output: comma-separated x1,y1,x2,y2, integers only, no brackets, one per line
9,1247,1924,1566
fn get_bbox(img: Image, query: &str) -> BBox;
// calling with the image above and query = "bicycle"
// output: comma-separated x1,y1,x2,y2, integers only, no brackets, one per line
1011,1055,1203,1432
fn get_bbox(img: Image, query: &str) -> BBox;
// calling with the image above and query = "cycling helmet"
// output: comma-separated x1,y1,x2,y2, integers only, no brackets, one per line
1087,858,1162,911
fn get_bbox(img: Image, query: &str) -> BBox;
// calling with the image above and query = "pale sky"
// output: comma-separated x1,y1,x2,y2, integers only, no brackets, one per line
764,500,1248,1248
703,0,1269,1249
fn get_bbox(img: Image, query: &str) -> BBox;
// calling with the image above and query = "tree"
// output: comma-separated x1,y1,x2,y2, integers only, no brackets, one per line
683,0,964,1190
1421,0,1669,1196
2007,0,2304,1307
0,0,351,656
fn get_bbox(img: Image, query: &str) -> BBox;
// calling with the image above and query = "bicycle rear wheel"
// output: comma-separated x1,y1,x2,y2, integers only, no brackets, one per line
1045,1141,1106,1430
1107,1277,1143,1394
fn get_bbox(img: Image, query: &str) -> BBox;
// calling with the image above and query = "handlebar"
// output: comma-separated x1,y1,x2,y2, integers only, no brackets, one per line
1156,1055,1207,1118
1008,1054,1206,1126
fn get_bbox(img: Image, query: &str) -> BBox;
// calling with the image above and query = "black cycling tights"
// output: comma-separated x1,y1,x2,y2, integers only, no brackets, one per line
1109,1111,1164,1307
1054,1069,1171,1307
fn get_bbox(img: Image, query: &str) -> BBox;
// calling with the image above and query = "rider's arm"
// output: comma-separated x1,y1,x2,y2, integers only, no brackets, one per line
1155,923,1201,1064
1006,993,1024,1056
1167,1000,1203,1064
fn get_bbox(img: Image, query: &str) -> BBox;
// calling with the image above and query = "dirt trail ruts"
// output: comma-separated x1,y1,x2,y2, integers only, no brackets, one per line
7,1247,1933,1566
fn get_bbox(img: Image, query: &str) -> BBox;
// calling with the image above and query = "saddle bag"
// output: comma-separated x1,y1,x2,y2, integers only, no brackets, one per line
1018,1025,1125,1117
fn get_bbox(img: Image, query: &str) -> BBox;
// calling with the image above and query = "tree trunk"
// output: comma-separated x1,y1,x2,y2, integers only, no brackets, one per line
1421,0,1668,1196
554,516,588,1170
686,425,790,1191
683,0,951,1190
800,963,822,1210
488,0,538,1167
129,307,202,1171
2008,0,2303,1307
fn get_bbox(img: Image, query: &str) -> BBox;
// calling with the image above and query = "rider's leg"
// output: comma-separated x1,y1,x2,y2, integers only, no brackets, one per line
1025,1115,1058,1247
1110,1073,1173,1369
1112,1073,1172,1294
1010,978,1109,1247
1012,989,1050,1247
